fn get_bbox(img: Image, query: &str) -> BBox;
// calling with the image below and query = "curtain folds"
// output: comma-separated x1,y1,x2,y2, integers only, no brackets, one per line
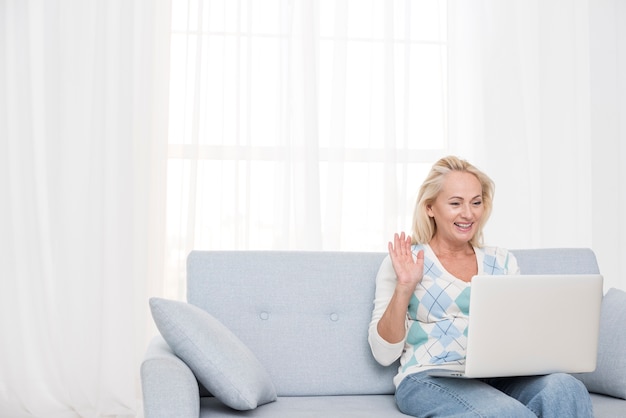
0,1,170,416
448,0,626,291
449,0,592,250
164,0,449,299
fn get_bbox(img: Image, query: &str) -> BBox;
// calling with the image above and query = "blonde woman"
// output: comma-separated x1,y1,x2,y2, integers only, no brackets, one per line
368,156,593,417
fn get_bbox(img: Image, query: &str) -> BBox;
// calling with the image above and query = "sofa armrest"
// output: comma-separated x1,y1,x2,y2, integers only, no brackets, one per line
141,336,200,418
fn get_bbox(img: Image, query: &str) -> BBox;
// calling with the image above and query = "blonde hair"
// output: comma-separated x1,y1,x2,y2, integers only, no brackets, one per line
411,156,494,247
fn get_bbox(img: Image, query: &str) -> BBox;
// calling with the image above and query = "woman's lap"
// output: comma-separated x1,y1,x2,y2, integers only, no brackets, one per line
395,370,593,418
482,373,594,417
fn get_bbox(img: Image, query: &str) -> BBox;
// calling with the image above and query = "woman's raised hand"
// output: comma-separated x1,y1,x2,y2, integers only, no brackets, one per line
388,232,424,293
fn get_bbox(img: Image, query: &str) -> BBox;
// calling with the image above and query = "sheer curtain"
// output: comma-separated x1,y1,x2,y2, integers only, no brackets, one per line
165,0,626,302
0,1,170,416
164,0,449,299
448,0,626,291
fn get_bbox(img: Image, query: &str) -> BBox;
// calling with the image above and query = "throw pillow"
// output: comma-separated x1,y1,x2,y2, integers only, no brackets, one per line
149,297,277,410
574,288,626,399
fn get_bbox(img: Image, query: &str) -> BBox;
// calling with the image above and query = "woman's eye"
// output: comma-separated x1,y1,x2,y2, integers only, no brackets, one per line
473,201,483,206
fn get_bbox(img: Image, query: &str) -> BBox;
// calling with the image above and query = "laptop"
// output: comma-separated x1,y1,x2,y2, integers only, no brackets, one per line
430,274,603,379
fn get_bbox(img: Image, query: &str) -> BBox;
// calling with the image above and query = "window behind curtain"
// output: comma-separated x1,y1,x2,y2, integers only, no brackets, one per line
166,0,447,298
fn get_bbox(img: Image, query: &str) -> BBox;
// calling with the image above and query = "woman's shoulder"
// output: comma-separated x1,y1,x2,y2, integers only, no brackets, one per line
476,245,520,274
477,245,514,258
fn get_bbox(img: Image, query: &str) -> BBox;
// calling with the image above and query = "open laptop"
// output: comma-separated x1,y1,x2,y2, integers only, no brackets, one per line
430,274,603,379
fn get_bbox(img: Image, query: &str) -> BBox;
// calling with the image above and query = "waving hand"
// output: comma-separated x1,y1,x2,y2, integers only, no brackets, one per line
388,232,424,294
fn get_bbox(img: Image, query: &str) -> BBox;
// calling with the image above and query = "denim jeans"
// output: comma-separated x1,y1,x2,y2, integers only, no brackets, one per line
395,370,594,417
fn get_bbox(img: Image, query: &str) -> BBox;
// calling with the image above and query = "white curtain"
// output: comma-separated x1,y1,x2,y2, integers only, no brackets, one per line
166,0,626,301
587,0,626,293
448,0,626,291
0,1,170,416
164,0,449,299
449,0,593,247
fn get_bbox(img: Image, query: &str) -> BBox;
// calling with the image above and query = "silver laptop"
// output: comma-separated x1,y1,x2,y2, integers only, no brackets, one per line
430,274,603,379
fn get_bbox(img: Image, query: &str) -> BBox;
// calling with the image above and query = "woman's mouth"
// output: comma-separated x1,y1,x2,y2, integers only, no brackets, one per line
454,222,473,231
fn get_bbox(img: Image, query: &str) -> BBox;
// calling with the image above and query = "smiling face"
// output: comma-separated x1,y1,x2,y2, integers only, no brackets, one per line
426,171,484,247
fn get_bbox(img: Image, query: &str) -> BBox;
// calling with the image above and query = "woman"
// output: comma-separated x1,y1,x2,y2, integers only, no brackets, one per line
368,156,593,417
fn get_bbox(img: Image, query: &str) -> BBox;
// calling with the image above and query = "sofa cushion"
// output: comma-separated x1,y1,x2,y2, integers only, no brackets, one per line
149,297,277,410
574,288,626,399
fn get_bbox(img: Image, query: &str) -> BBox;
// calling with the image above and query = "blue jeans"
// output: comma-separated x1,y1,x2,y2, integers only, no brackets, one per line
395,370,594,417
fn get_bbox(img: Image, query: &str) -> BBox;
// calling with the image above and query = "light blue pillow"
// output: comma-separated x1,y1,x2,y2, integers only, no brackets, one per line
574,288,626,399
149,297,277,410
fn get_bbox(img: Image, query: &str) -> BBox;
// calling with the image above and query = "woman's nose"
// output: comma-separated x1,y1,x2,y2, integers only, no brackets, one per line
461,204,472,218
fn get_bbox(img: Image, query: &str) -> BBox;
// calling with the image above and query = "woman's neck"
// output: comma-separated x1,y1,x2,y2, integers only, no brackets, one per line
429,237,473,258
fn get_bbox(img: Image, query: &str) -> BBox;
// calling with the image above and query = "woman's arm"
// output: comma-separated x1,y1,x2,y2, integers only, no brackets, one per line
368,233,424,365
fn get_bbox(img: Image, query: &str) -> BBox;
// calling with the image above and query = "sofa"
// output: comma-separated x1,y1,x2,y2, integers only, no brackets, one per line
141,248,626,417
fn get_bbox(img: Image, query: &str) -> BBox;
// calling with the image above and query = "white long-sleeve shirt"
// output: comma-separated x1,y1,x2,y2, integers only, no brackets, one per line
368,244,520,388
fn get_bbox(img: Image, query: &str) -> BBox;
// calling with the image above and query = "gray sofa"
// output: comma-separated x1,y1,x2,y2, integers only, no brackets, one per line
141,248,626,417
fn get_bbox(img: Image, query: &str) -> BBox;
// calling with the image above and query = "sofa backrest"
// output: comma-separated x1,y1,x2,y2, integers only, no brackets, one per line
186,248,600,397
186,251,395,396
511,248,600,275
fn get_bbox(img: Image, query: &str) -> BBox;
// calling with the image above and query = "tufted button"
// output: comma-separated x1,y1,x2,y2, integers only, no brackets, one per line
330,313,339,321
260,311,269,320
